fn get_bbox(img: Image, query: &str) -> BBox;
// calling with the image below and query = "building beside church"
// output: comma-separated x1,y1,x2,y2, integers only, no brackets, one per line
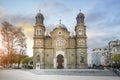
88,47,108,68
109,39,120,55
108,39,120,65
33,11,87,69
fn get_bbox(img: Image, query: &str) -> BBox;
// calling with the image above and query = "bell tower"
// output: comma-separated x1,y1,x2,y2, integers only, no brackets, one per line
33,10,45,69
75,10,87,68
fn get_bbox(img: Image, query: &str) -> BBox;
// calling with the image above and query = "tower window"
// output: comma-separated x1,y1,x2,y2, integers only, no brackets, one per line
78,29,84,35
36,29,42,35
37,55,40,62
80,56,84,63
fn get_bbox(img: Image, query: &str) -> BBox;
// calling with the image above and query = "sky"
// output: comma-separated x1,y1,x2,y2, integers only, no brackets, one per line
0,0,120,57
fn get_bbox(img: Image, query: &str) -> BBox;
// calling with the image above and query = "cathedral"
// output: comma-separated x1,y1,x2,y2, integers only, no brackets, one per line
33,11,87,69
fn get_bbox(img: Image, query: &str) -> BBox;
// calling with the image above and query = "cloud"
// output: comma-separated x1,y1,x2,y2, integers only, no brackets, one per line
86,11,106,25
97,12,120,29
0,5,34,38
16,23,34,39
45,24,56,32
87,28,119,53
0,14,34,25
84,0,120,53
39,1,71,14
26,39,33,56
38,1,72,21
0,0,120,56
0,16,34,39
0,6,34,56
0,6,6,19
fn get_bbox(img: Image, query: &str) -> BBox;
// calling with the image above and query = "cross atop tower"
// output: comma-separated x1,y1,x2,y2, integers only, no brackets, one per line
79,9,81,13
59,19,61,24
39,9,41,13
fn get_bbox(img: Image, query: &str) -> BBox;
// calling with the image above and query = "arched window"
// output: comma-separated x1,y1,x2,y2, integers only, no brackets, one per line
78,29,84,35
36,55,40,62
80,56,84,63
36,29,42,35
56,39,65,47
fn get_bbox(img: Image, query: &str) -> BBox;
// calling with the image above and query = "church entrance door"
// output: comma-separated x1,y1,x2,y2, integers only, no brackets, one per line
57,54,64,69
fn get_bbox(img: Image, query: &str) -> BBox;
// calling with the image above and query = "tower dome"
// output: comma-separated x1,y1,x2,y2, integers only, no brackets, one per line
77,12,84,18
76,10,85,24
36,10,44,25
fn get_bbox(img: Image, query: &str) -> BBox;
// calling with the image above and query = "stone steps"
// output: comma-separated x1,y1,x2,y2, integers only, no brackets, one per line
26,69,118,76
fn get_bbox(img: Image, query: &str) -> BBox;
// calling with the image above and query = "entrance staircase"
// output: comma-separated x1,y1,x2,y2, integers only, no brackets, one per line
26,69,118,76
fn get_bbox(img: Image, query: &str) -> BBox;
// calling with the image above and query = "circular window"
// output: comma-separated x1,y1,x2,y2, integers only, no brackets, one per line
58,31,62,35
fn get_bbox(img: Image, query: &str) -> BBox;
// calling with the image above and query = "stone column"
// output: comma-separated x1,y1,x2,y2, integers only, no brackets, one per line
64,58,67,69
53,58,57,68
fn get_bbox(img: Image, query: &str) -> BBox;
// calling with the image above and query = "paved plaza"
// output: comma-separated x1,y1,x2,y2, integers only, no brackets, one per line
0,69,120,80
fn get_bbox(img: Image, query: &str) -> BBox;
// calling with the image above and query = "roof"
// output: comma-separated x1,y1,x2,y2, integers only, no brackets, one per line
77,12,85,18
53,23,68,31
36,12,44,19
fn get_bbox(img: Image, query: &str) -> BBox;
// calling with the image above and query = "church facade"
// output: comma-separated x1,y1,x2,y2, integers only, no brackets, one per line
33,11,87,69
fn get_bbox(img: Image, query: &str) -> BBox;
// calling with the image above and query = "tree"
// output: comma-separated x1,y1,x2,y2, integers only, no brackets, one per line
1,55,8,67
22,57,31,64
111,53,120,69
0,21,27,68
22,57,32,69
111,54,120,63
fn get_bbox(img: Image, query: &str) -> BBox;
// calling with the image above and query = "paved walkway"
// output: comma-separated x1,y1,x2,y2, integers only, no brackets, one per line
0,69,119,80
